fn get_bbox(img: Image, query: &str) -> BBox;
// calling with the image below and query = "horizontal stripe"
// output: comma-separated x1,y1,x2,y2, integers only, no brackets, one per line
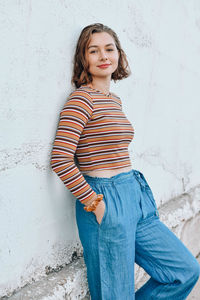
50,86,134,205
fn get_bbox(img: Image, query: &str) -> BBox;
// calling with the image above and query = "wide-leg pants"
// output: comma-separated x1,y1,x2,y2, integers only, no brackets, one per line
75,169,200,300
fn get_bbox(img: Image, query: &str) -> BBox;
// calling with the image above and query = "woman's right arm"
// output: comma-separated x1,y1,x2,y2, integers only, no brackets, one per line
50,89,100,206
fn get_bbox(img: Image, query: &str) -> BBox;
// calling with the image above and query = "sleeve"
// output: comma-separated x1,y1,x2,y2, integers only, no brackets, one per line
50,89,98,205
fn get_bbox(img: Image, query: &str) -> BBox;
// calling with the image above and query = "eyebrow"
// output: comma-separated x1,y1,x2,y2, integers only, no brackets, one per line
88,43,115,49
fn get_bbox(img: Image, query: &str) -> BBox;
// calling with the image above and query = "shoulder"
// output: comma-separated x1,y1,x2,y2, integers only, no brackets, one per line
111,91,120,99
68,86,93,102
64,87,94,107
110,91,122,106
61,87,94,115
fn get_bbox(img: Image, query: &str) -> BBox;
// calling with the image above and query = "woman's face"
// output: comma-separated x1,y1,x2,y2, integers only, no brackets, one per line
85,31,119,81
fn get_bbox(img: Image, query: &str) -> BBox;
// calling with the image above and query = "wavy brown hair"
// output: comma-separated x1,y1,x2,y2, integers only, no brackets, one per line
71,23,131,88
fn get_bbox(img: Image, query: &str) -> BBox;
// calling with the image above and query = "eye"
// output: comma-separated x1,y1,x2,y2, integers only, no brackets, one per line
89,50,97,54
106,49,114,51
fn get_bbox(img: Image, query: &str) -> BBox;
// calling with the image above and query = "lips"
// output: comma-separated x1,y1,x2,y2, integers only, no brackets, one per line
97,64,111,68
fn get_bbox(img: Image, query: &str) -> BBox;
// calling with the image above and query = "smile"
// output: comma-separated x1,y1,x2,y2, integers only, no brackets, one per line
97,64,111,69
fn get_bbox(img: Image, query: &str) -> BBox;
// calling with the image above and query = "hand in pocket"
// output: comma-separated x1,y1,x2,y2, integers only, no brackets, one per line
93,200,106,225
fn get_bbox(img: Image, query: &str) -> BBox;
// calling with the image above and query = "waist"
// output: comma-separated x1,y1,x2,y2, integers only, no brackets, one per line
82,165,132,178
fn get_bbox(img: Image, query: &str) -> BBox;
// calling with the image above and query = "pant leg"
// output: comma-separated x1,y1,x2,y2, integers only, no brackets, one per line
76,198,102,299
134,172,200,300
76,174,141,300
135,214,200,300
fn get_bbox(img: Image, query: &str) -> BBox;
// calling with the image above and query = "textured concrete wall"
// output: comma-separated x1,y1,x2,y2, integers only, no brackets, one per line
0,0,200,298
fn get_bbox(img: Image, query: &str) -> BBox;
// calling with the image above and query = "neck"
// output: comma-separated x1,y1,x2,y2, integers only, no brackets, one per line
88,77,111,95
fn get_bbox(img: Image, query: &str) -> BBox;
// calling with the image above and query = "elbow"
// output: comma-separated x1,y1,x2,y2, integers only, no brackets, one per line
50,151,74,173
50,150,57,171
50,158,54,169
50,156,55,172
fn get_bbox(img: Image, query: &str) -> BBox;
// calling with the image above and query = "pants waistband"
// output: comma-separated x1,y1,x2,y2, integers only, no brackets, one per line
83,168,159,219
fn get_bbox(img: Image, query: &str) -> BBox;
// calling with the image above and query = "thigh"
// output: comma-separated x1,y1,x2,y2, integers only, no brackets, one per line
135,214,199,284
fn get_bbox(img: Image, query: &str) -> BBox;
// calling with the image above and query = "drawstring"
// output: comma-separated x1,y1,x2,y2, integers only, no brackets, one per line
133,170,159,219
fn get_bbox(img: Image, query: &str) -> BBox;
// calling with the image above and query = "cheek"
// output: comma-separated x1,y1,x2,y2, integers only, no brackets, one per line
113,55,119,66
88,57,96,68
113,52,119,62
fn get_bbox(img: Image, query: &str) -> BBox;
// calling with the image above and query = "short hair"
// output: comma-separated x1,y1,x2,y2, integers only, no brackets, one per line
71,23,131,88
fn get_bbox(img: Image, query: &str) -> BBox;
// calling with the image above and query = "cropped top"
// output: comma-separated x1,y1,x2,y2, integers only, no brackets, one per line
50,85,134,205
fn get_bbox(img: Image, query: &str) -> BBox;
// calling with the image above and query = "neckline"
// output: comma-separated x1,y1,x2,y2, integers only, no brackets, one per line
81,85,112,98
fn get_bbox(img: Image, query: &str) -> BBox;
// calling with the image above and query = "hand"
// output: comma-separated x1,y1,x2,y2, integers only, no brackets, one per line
93,200,106,225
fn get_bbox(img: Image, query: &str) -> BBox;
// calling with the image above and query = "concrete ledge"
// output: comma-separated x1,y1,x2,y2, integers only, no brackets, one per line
5,185,200,299
2,258,88,300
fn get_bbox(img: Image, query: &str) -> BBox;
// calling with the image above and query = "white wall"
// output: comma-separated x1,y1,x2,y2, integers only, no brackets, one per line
0,0,200,297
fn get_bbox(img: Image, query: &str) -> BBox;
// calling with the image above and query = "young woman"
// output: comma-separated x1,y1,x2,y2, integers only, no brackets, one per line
50,23,200,300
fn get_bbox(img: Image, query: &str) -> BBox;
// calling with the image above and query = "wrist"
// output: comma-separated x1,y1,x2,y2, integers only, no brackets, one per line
84,194,103,212
84,194,98,207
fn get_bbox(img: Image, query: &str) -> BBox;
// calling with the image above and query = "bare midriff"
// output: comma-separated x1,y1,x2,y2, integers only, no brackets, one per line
82,165,133,178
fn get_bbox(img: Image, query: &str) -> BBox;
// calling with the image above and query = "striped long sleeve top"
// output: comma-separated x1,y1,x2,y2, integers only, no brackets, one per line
50,85,134,205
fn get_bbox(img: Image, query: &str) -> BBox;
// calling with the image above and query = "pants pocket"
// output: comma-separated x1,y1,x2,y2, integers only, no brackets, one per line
95,199,107,226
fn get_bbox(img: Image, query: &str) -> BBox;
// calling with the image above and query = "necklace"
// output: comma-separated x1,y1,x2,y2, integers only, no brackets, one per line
83,85,111,97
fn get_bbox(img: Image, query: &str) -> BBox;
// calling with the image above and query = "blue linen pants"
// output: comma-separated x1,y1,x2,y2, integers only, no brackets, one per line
75,169,200,300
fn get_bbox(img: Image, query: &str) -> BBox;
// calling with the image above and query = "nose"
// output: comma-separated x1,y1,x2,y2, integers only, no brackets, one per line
99,50,108,60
